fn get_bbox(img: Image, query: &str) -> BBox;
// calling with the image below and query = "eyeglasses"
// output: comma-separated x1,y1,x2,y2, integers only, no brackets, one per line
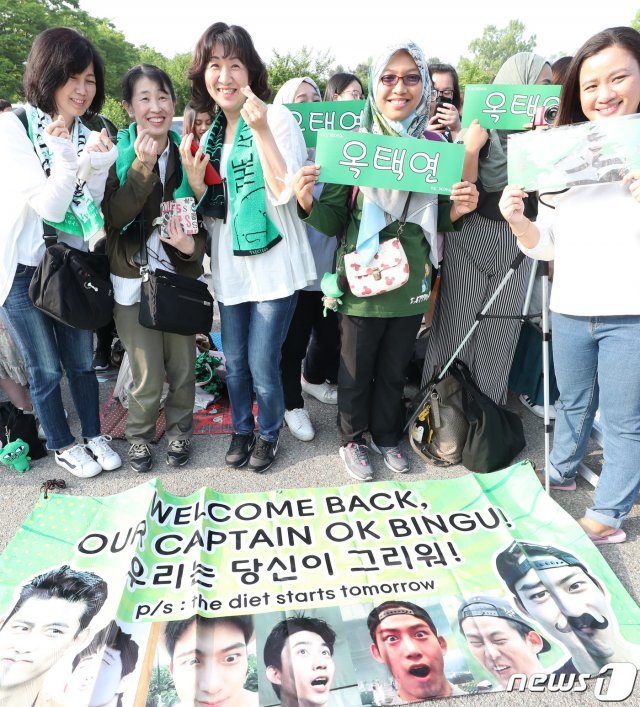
339,90,363,99
380,73,422,87
431,89,455,99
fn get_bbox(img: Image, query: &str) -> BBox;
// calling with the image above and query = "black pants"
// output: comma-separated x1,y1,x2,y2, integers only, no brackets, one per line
280,291,340,410
338,313,422,447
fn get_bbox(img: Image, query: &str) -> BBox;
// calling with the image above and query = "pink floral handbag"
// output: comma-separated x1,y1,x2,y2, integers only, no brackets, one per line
343,194,412,297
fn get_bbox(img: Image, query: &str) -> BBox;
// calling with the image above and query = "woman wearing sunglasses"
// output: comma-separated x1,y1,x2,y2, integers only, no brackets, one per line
294,41,478,480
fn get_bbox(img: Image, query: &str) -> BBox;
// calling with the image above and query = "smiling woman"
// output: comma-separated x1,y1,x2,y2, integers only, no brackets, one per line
101,63,209,473
187,23,316,474
0,27,122,479
499,27,640,546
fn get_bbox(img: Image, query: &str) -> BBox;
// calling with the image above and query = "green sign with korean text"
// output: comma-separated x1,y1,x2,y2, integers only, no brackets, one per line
284,100,365,147
461,84,562,130
315,129,465,194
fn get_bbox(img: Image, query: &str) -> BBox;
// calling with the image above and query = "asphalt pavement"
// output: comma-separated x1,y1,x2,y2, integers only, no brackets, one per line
0,333,638,707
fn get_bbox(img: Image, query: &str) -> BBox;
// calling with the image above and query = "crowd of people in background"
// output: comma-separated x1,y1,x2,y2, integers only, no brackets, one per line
1,21,639,545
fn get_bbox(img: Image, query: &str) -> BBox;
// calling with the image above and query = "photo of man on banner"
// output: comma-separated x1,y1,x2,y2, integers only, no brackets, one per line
495,541,640,675
0,564,108,707
457,595,556,688
367,601,467,701
163,614,258,707
264,615,336,707
63,619,139,707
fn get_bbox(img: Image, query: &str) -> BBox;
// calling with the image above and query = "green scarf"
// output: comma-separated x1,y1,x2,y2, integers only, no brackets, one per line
27,105,105,240
115,122,194,198
478,52,549,192
202,112,282,256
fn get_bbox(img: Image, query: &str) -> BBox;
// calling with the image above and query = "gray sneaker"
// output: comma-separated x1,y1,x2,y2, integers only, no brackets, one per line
339,442,373,481
370,441,410,473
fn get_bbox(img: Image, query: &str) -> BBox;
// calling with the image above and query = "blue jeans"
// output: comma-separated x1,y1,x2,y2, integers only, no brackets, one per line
549,313,640,528
219,294,298,443
3,264,100,450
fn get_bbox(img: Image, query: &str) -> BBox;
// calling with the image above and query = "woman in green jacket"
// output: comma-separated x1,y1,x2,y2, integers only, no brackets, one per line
294,40,478,480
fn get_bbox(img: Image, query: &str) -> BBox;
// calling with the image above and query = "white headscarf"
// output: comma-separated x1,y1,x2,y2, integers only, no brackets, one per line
273,77,321,105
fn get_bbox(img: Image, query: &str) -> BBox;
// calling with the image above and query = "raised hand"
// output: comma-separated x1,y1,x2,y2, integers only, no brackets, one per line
450,180,479,218
45,114,70,140
498,184,529,224
240,86,268,132
134,127,159,171
293,164,320,214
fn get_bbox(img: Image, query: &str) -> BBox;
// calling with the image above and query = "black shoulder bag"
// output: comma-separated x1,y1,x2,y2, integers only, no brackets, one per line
138,230,214,336
13,107,115,330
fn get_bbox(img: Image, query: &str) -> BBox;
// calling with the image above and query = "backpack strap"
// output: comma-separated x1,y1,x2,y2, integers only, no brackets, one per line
12,106,29,134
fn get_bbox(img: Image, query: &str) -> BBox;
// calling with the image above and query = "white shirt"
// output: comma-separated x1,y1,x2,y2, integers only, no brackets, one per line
111,142,175,305
205,104,316,305
0,110,117,305
518,182,640,316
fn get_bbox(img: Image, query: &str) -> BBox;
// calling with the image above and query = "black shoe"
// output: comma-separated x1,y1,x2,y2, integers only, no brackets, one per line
110,339,125,368
128,442,153,473
167,439,190,467
92,348,110,371
248,436,279,473
225,433,256,467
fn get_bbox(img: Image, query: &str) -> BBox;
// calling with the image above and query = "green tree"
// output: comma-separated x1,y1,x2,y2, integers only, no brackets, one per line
100,95,129,131
267,47,335,98
0,0,56,100
244,654,258,692
146,665,178,707
0,0,141,102
457,20,537,88
632,9,640,31
137,47,192,114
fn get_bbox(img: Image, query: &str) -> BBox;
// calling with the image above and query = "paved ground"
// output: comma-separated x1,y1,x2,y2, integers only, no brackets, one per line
0,339,638,706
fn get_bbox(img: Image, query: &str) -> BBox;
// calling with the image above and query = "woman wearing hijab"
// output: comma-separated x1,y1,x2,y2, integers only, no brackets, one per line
422,52,552,406
294,41,478,480
274,77,340,442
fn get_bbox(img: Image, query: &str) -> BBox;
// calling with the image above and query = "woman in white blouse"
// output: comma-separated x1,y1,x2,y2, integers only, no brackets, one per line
0,27,121,479
186,22,315,473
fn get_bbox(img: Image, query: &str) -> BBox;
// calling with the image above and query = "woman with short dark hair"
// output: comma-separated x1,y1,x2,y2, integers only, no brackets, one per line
102,64,208,472
187,23,316,473
0,27,121,478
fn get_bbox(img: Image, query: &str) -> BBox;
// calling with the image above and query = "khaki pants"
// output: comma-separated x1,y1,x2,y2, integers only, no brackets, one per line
114,302,195,444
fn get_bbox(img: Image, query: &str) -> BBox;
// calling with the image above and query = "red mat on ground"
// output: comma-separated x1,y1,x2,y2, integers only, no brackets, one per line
100,391,257,438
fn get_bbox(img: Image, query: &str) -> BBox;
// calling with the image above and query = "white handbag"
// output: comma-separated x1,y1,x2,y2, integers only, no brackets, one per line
343,194,412,297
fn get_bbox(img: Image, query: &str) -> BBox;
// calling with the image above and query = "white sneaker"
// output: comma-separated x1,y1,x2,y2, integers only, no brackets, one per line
55,444,102,478
519,394,556,420
84,435,122,471
284,408,316,441
301,376,338,405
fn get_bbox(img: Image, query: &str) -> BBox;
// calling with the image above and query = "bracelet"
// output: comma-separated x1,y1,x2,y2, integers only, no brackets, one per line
513,218,531,239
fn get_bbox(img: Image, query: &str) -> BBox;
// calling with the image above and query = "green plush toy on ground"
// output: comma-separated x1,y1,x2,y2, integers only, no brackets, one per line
0,438,31,472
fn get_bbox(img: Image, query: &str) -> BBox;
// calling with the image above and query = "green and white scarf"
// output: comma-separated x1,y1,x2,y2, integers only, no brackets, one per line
27,105,104,241
203,112,282,256
115,122,194,198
